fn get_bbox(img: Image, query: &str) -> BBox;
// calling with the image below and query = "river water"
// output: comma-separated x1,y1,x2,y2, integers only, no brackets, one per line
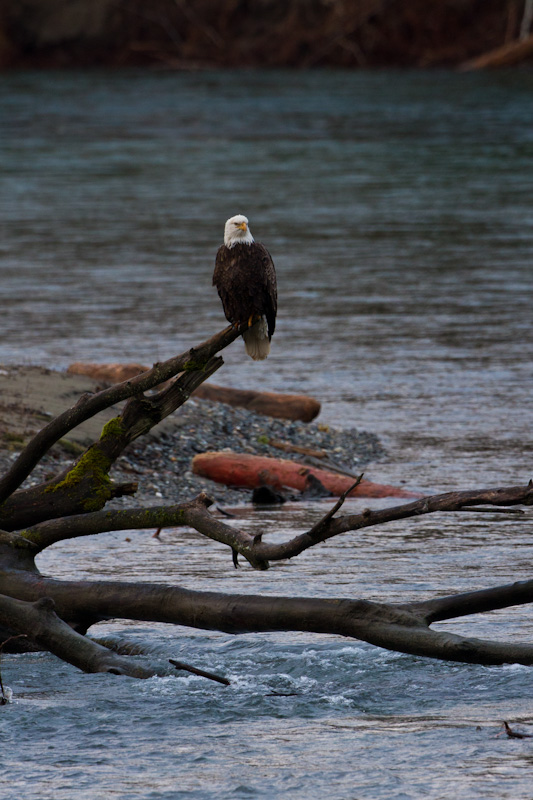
1,69,533,799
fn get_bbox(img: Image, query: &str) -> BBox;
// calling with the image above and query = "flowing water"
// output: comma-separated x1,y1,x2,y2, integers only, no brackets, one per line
1,68,533,799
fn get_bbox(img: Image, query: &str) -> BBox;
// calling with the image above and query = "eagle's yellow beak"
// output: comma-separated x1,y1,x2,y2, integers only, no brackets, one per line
238,222,248,231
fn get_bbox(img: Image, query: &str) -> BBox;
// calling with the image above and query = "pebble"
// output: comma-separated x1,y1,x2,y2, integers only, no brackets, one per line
1,398,385,508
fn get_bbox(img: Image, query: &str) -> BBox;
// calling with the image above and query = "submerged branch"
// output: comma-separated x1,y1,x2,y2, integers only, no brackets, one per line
169,658,230,686
0,593,163,678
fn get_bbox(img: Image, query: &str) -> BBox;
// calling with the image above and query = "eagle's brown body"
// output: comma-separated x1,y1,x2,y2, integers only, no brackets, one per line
213,241,277,359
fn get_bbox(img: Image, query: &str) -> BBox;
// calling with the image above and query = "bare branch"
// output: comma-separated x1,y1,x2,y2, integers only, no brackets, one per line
0,350,228,531
0,313,531,674
112,354,223,450
22,483,531,574
280,483,533,558
20,495,215,553
174,483,533,568
17,492,272,570
0,593,165,678
405,579,533,625
306,475,364,541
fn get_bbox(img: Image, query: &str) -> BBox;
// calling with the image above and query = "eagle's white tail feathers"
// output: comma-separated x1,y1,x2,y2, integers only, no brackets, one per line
243,317,270,360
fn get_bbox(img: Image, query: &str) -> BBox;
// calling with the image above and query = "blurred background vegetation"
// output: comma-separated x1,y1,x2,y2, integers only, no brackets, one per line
1,0,531,70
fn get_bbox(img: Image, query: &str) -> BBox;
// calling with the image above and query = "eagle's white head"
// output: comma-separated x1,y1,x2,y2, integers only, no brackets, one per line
224,214,254,248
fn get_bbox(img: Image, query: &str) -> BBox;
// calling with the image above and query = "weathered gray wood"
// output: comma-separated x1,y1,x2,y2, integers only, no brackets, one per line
0,323,532,675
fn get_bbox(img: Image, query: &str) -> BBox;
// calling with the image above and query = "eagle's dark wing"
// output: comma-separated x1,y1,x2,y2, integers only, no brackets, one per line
213,242,277,338
254,243,277,339
213,244,239,325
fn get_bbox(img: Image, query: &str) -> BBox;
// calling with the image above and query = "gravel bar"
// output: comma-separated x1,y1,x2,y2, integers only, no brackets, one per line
0,396,385,508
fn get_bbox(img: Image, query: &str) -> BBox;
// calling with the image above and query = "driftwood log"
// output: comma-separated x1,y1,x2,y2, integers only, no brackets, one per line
67,362,320,422
191,451,420,499
1,323,533,680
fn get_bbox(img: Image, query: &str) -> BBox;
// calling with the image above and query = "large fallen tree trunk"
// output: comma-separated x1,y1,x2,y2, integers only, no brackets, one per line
0,324,532,681
4,573,533,667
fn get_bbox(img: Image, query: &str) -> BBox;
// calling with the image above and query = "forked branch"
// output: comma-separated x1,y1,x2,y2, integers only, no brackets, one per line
0,322,246,505
147,482,533,569
0,336,239,531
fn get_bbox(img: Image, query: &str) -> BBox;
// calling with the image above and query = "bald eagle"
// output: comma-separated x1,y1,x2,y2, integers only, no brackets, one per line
213,215,277,361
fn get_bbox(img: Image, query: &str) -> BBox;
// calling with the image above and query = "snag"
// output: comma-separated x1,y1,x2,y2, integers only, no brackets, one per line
502,721,533,739
169,659,230,686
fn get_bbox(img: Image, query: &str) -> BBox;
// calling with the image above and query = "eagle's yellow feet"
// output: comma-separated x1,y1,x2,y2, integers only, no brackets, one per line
247,314,261,327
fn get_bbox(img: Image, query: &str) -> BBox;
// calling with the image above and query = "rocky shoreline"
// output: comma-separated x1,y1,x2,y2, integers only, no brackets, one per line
0,365,384,508
114,400,385,506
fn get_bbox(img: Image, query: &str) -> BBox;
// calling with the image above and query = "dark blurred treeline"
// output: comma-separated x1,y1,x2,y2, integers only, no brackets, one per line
0,0,528,69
